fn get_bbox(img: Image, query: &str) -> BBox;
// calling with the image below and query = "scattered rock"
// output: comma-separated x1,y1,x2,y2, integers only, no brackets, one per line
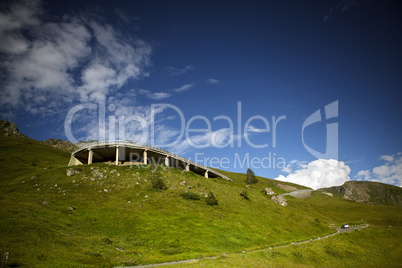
271,194,288,206
91,169,104,179
264,188,275,195
276,183,298,192
41,201,49,206
67,207,76,214
66,168,83,176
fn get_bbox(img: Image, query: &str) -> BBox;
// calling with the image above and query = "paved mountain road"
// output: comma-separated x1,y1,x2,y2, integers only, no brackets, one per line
117,225,369,268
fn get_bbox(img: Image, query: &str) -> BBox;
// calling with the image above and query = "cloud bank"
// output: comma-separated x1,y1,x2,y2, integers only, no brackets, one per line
355,153,402,187
0,0,151,116
275,159,351,189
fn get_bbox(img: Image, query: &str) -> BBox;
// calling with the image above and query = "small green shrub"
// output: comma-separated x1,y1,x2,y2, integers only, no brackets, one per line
180,192,201,200
151,175,167,190
240,190,250,200
205,191,218,205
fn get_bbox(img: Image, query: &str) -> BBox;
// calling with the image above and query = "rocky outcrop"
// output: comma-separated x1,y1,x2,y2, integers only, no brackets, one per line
320,181,402,206
42,138,76,152
0,119,24,137
1,119,76,153
275,183,298,192
66,167,84,176
271,194,288,206
264,188,275,195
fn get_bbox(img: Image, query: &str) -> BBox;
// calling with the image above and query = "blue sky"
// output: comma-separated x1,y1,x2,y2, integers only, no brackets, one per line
1,0,401,188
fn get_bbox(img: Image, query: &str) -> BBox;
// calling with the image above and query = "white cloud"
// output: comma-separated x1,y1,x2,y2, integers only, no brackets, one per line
0,0,41,54
138,89,171,100
275,159,351,190
164,65,193,76
355,153,402,187
246,125,269,133
0,0,151,116
206,78,221,84
281,160,308,174
171,83,194,93
380,154,394,162
355,170,371,181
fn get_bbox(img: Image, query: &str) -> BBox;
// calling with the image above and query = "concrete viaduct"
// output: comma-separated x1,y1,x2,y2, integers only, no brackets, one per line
69,140,231,181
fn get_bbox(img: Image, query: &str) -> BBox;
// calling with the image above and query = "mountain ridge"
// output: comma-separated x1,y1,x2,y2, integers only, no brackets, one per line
320,180,402,206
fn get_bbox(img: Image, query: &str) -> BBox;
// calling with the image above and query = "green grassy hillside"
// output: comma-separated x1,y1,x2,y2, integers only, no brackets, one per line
0,134,401,267
177,192,402,267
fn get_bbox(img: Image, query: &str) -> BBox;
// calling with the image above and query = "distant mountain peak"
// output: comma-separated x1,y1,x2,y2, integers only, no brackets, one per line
320,181,402,206
42,138,77,152
0,119,24,137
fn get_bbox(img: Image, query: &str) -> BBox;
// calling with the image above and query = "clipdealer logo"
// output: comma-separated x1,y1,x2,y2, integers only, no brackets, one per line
302,100,339,160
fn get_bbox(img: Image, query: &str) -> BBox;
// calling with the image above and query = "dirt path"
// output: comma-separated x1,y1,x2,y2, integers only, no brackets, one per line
116,225,369,268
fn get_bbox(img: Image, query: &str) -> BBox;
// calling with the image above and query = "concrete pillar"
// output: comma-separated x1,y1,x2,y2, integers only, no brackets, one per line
185,163,190,171
165,156,169,167
205,170,209,178
143,150,147,164
115,146,119,166
69,155,83,166
88,149,93,164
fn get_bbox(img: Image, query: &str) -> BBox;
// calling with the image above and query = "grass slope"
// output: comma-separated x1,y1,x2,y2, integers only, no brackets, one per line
0,135,401,267
177,227,402,267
